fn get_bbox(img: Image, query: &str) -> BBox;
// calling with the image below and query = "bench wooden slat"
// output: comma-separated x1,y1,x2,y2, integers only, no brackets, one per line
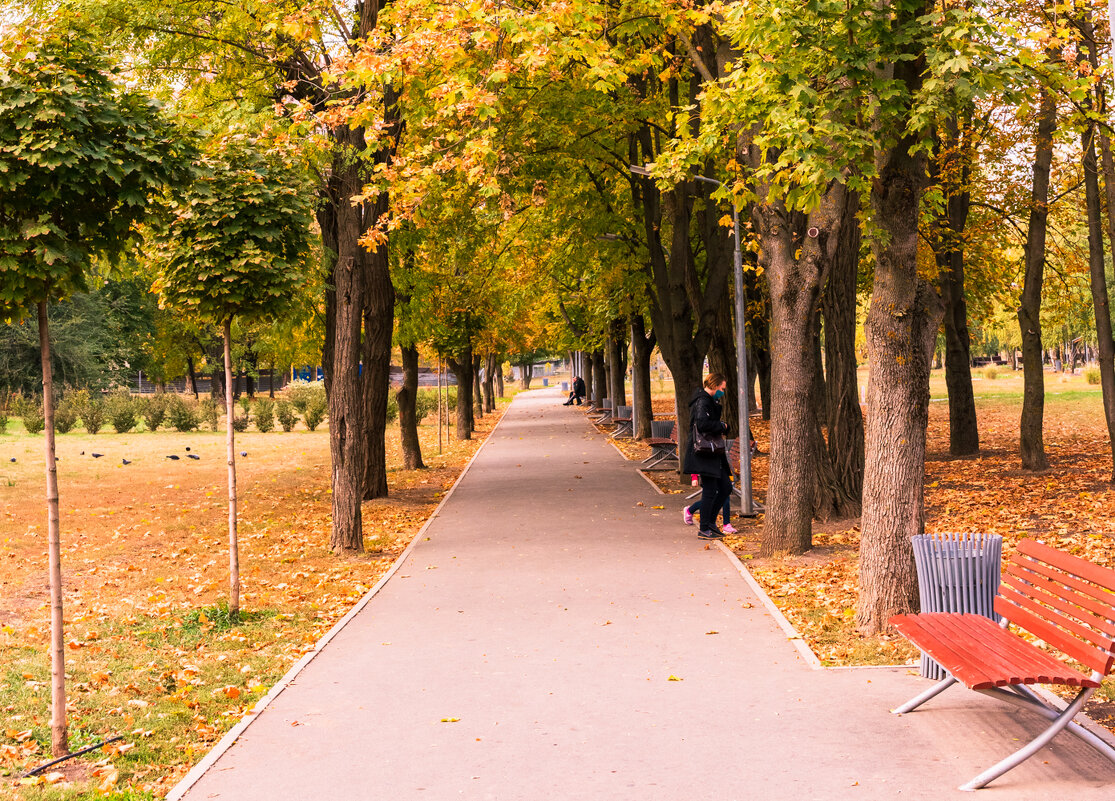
1005,563,1115,638
997,585,1115,675
891,613,1100,690
1018,539,1115,594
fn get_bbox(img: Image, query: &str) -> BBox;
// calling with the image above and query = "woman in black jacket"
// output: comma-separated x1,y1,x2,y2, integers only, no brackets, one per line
682,373,732,540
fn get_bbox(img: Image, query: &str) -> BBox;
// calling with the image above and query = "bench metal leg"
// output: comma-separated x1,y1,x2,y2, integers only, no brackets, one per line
976,685,1115,766
959,685,1097,791
891,675,957,714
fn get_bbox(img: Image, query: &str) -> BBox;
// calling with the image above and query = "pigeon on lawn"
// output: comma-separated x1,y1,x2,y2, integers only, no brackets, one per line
185,447,191,452
8,457,14,463
166,455,180,460
122,459,131,465
187,454,199,460
240,451,247,457
91,453,104,458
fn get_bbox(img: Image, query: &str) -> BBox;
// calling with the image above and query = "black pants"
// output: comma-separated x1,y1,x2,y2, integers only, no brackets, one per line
699,472,733,533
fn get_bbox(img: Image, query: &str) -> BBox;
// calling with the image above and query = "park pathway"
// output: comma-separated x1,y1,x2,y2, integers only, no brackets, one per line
177,389,1115,800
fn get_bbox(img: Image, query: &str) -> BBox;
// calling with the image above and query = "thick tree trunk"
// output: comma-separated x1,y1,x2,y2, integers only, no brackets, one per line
607,318,627,408
325,154,367,552
448,352,474,440
857,125,943,634
398,344,425,470
935,113,979,456
186,356,199,398
472,352,484,419
223,320,241,619
39,302,67,757
1082,121,1115,480
496,359,504,398
362,235,393,501
823,192,865,510
631,315,656,438
591,349,606,402
483,353,496,412
1018,84,1055,471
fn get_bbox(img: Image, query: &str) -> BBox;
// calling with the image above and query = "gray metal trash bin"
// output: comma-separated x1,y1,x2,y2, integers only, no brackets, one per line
911,532,1002,679
561,381,569,392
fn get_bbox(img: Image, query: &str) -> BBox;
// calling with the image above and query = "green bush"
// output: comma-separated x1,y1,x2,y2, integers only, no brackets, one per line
982,366,1000,381
199,397,220,431
141,394,169,431
70,389,106,434
1085,366,1101,385
53,394,79,434
285,380,325,415
254,398,275,433
231,413,250,432
107,390,139,433
166,395,201,432
303,396,326,431
276,400,298,432
237,395,252,416
414,388,455,422
22,399,44,434
386,392,399,424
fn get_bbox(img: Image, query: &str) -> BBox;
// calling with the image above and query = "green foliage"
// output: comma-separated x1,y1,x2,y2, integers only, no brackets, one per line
231,413,250,432
1086,367,1101,385
0,392,7,434
237,395,252,415
141,393,169,431
414,388,440,422
386,392,399,424
199,397,220,431
0,25,179,323
22,398,44,434
302,396,326,432
253,398,275,432
152,131,313,328
54,394,79,434
165,394,200,432
285,380,324,415
107,389,139,433
70,388,106,434
276,399,297,432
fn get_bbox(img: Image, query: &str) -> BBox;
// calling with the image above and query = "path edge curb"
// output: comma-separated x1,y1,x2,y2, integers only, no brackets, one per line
166,402,513,801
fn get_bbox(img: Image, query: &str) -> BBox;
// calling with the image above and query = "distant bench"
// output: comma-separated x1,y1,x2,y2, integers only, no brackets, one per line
642,420,677,470
890,539,1115,791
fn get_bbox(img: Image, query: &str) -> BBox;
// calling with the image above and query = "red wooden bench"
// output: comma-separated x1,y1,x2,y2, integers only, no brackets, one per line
890,538,1115,791
642,420,677,470
611,405,633,438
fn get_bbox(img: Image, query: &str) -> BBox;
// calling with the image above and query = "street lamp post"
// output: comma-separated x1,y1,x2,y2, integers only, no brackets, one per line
629,164,758,516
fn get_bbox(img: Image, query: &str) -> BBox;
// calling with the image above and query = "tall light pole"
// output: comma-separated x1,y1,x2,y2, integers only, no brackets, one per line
629,164,758,516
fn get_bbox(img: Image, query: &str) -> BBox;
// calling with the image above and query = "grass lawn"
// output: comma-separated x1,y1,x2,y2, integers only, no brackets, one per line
1,400,509,798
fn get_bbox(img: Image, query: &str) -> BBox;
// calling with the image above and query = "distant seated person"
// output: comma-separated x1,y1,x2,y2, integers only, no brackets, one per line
562,375,587,406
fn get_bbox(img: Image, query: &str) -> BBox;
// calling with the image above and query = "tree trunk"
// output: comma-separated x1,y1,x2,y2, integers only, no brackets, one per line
496,359,504,398
707,293,739,438
223,319,240,620
472,352,484,419
324,154,367,552
935,112,979,456
39,302,67,757
186,356,199,399
631,314,656,438
607,318,628,408
448,352,474,440
823,192,865,511
1082,114,1115,480
398,344,425,470
591,349,606,402
1018,83,1055,471
483,353,496,412
749,273,773,420
857,114,944,634
362,233,393,501
269,362,275,399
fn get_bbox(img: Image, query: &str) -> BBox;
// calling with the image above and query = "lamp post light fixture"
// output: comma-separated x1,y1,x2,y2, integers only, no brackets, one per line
628,163,759,516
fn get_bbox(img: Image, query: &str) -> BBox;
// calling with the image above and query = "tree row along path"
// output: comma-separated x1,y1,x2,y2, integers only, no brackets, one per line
177,390,1114,800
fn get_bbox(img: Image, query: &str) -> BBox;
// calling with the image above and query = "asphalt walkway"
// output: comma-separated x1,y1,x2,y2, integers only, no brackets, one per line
176,389,1115,800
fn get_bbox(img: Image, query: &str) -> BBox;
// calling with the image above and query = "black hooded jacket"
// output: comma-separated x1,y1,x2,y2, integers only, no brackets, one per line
682,387,730,478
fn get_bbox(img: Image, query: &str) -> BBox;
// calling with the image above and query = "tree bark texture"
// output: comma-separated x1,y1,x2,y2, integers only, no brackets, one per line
822,192,865,511
1018,84,1055,471
631,314,656,438
934,113,979,456
472,352,484,419
706,292,739,439
397,344,425,470
448,351,474,440
39,302,67,757
496,359,504,399
223,319,241,618
362,227,394,501
607,318,627,408
483,353,496,412
857,115,944,634
591,349,606,402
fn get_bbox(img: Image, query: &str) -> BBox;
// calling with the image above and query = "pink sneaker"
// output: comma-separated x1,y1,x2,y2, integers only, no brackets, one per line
721,523,738,534
683,507,694,526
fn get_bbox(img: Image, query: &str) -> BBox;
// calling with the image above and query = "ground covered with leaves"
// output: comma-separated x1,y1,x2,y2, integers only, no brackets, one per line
0,404,506,799
612,371,1115,731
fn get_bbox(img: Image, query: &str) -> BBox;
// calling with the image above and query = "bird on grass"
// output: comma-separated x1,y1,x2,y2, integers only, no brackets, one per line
91,453,104,459
8,457,14,463
240,451,247,457
166,455,180,461
185,447,191,452
187,454,200,460
122,459,131,465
